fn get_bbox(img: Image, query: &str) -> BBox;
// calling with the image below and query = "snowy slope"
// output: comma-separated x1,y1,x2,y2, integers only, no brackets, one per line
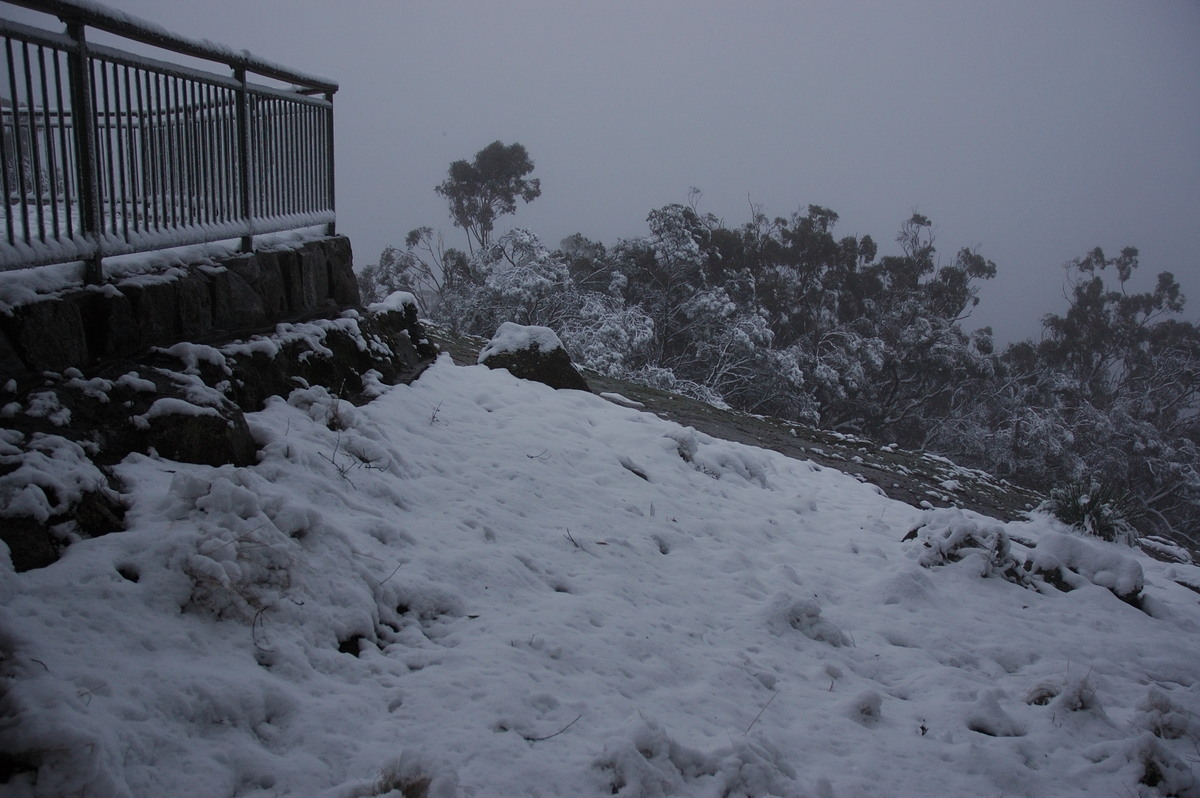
2,355,1199,797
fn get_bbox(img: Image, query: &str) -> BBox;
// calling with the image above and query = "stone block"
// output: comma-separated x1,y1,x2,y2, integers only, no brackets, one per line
325,236,361,306
223,253,260,284
297,244,329,309
84,289,142,359
251,250,288,317
178,274,214,338
8,295,89,373
125,279,180,346
0,324,28,380
211,268,267,330
273,249,306,314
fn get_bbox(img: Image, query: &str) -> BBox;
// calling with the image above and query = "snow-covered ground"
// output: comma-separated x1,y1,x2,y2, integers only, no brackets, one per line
3,354,1199,797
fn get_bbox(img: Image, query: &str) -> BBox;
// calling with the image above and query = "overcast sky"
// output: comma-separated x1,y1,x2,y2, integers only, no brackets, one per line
13,1,1200,343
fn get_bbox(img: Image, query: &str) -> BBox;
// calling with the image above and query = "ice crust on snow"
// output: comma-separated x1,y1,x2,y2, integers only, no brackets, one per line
477,321,564,364
1,359,1199,796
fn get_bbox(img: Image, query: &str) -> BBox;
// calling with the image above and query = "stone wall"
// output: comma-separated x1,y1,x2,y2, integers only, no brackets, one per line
0,236,360,382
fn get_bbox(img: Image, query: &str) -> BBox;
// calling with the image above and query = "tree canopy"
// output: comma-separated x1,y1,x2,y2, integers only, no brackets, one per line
435,141,541,252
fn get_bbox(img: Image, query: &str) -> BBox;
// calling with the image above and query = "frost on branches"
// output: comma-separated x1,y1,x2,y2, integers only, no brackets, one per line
358,196,1200,550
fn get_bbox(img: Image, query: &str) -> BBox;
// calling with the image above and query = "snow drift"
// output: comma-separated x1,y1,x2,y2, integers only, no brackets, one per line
2,355,1198,796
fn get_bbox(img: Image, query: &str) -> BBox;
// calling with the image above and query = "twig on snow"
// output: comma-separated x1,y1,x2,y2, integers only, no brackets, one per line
522,714,582,742
380,562,404,585
746,690,779,734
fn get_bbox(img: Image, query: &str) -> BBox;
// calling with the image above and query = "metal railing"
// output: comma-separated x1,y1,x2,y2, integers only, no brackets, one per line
0,0,336,281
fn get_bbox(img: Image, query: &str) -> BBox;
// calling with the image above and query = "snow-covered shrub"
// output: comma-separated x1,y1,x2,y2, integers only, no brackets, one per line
849,690,883,725
1135,688,1195,740
1046,480,1138,543
626,364,728,408
1052,674,1109,721
370,752,460,798
173,471,299,621
1026,531,1144,605
593,721,798,798
909,509,1030,587
557,292,654,378
433,228,576,336
1129,734,1197,797
764,593,850,646
664,428,773,488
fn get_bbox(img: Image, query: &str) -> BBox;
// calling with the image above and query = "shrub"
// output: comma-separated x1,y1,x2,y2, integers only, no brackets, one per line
1046,480,1137,543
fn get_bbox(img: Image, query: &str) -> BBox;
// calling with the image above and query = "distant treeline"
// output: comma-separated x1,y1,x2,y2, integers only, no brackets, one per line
360,143,1199,548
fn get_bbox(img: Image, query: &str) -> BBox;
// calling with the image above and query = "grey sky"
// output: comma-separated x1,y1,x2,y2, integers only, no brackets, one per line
12,0,1200,343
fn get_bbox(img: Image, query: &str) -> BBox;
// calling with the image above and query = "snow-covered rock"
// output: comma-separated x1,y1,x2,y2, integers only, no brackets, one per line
478,322,590,391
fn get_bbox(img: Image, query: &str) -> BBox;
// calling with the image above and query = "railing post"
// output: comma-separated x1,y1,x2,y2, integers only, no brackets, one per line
324,89,335,237
234,66,251,252
63,16,102,283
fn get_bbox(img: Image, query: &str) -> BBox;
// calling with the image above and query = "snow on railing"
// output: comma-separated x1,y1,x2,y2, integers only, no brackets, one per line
0,0,336,281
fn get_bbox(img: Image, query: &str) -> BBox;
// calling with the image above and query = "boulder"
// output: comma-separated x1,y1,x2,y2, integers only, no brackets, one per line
140,399,258,468
478,322,589,391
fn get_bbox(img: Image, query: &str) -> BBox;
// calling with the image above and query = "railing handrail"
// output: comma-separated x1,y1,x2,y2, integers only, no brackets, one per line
0,17,334,106
2,0,338,94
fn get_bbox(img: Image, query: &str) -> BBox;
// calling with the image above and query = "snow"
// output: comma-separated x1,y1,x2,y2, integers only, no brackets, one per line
367,291,419,315
131,397,224,431
1030,530,1146,598
2,356,1199,796
599,391,645,409
0,432,111,523
0,226,332,313
477,321,564,363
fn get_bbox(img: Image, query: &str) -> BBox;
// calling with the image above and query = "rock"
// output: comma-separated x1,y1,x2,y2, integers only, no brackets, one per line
237,250,288,317
478,322,589,391
0,516,63,572
324,236,361,306
124,278,181,345
177,274,213,338
0,263,439,571
211,267,267,331
4,295,89,372
0,321,28,377
273,248,306,313
84,289,142,360
141,401,258,468
297,244,331,309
